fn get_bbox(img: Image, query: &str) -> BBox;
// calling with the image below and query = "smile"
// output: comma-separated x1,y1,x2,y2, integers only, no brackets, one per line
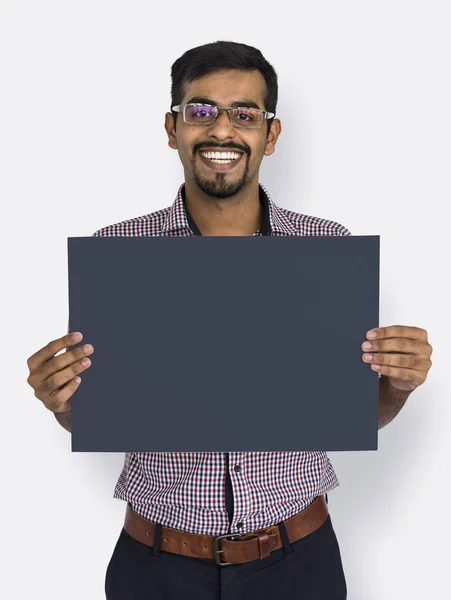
198,150,245,172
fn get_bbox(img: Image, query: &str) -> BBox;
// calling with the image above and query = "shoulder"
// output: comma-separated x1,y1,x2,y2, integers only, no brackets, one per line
91,207,171,237
275,205,352,237
262,184,351,236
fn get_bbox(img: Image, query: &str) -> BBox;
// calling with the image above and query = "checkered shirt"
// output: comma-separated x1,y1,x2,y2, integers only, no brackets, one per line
77,183,351,536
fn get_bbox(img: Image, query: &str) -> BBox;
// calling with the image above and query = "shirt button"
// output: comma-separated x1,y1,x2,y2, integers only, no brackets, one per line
234,464,241,472
237,522,243,529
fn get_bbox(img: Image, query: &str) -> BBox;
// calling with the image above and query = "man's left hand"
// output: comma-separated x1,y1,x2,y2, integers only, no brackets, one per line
361,325,433,391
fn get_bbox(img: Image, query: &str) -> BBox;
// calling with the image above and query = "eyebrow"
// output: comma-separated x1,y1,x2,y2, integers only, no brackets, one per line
185,97,262,110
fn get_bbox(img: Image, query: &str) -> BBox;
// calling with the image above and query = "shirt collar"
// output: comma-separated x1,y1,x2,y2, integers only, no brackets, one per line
161,183,298,236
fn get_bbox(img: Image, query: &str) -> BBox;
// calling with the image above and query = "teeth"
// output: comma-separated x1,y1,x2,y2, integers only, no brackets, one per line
201,151,241,161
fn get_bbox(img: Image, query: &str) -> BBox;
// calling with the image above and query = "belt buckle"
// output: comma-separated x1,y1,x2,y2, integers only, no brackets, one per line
213,532,243,566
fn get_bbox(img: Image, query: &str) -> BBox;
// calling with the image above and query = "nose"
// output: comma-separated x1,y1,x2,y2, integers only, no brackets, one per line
207,109,236,141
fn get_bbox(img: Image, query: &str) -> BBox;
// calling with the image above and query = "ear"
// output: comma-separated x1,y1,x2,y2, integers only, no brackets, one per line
264,118,282,156
165,112,178,150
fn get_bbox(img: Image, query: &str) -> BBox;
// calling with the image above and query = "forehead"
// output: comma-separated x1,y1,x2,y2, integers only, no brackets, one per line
181,69,267,108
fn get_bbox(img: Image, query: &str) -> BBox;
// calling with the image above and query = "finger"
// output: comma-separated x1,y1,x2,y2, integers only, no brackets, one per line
44,376,83,414
41,342,94,383
368,363,425,386
34,356,92,410
27,332,83,374
361,337,430,356
367,326,428,342
27,340,94,391
362,352,432,371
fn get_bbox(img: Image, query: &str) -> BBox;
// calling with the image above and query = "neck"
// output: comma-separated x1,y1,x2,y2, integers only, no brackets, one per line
184,179,262,237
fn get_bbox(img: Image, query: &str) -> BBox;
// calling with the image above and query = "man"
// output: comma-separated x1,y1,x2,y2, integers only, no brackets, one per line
26,41,433,599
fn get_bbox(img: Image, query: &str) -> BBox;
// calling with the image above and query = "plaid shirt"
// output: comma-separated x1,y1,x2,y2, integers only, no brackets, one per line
83,183,351,536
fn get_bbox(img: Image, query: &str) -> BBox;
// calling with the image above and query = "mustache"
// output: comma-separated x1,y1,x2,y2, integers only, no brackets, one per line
193,142,250,157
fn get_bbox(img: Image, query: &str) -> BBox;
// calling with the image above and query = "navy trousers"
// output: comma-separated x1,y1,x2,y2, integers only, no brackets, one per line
104,506,347,599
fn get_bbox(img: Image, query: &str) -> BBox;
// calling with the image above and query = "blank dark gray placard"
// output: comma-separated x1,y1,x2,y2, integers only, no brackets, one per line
67,235,380,452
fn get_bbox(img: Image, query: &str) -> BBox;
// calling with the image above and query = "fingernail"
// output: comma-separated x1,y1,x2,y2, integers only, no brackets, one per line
367,331,377,340
72,332,82,342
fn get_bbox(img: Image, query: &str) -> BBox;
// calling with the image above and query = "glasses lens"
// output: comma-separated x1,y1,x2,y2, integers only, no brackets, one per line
185,104,217,125
230,107,262,129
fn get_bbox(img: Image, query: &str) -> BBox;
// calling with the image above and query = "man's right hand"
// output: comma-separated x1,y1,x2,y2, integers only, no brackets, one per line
26,332,94,414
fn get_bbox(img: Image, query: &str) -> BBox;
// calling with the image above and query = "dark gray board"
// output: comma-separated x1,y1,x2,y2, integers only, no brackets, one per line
68,235,379,452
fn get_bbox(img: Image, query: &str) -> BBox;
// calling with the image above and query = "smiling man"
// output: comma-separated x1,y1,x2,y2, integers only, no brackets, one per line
26,41,433,600
166,67,280,236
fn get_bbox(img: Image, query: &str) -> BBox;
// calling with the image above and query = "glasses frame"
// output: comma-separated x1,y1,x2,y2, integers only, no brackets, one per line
171,103,275,129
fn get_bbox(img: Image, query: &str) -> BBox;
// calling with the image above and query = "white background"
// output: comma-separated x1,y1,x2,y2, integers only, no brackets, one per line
1,0,450,598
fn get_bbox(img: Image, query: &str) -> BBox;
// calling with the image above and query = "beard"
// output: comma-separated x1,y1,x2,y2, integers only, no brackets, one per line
192,155,250,199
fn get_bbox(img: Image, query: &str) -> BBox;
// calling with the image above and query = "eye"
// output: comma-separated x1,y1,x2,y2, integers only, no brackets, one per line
234,108,258,122
191,105,215,119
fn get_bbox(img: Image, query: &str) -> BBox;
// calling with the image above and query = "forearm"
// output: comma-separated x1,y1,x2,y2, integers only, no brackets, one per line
378,375,412,430
54,410,72,433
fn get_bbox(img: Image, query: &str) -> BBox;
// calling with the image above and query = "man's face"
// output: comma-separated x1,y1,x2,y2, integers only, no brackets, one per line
165,69,281,199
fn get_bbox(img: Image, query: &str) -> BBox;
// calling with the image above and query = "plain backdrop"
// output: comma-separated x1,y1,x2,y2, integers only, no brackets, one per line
1,1,450,598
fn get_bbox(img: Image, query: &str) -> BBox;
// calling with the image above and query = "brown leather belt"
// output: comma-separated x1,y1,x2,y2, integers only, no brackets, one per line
124,495,328,566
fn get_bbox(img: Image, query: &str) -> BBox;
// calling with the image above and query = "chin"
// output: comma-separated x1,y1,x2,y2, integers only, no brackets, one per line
199,181,247,199
193,170,249,199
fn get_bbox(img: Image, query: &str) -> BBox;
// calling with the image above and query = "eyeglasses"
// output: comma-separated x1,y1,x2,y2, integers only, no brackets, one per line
171,103,275,130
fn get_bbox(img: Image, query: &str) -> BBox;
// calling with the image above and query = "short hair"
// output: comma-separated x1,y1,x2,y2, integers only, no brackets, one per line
170,41,278,136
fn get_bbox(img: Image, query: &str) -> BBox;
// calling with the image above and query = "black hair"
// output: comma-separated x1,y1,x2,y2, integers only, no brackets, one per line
170,41,278,137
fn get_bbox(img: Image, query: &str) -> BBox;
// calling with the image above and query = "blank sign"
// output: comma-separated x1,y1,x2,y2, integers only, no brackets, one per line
68,235,380,452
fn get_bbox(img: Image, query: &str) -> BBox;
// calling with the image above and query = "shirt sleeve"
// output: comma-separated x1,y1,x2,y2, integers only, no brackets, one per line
338,224,352,236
